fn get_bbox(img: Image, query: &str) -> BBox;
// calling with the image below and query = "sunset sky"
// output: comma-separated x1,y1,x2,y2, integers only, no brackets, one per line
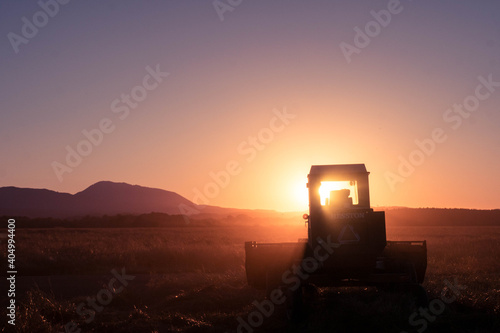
1,0,499,212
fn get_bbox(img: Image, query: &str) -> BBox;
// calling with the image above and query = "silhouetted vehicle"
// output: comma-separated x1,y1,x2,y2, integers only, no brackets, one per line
245,164,427,319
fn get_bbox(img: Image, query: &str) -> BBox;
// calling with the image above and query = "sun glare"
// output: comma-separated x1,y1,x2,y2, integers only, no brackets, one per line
319,181,358,206
291,179,309,211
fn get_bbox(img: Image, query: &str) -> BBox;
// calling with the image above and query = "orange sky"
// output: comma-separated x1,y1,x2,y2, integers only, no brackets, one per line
1,1,499,212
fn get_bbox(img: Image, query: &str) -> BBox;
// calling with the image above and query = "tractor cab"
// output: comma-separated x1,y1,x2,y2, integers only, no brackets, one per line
306,164,386,268
308,164,371,211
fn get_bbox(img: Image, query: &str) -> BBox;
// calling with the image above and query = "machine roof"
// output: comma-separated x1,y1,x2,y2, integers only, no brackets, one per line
309,164,368,177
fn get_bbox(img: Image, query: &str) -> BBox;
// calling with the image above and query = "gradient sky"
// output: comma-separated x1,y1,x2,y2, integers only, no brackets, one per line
1,0,499,212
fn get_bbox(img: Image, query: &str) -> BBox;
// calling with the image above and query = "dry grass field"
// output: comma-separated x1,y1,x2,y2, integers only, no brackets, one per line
1,222,499,332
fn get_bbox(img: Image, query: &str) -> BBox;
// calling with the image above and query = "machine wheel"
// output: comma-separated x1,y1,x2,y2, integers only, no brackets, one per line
411,284,429,308
284,284,305,323
402,262,428,308
378,261,428,310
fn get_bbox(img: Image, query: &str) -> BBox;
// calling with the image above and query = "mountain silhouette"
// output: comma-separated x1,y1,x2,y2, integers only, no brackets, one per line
0,181,291,219
0,181,197,218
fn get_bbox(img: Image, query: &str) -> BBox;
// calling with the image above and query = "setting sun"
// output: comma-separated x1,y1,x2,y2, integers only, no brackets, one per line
292,179,309,211
319,181,359,206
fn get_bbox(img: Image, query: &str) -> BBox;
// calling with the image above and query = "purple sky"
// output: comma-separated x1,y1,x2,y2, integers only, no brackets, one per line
1,0,499,211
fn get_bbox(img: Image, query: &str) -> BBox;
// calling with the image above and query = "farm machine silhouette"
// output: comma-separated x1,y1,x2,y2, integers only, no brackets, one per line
245,164,428,318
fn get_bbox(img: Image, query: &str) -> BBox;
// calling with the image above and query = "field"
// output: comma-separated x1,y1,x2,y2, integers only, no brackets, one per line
1,222,499,332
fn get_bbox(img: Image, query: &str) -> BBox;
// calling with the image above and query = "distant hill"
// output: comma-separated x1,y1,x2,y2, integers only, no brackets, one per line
73,181,196,216
0,181,294,219
0,181,197,218
383,207,500,227
0,187,75,218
